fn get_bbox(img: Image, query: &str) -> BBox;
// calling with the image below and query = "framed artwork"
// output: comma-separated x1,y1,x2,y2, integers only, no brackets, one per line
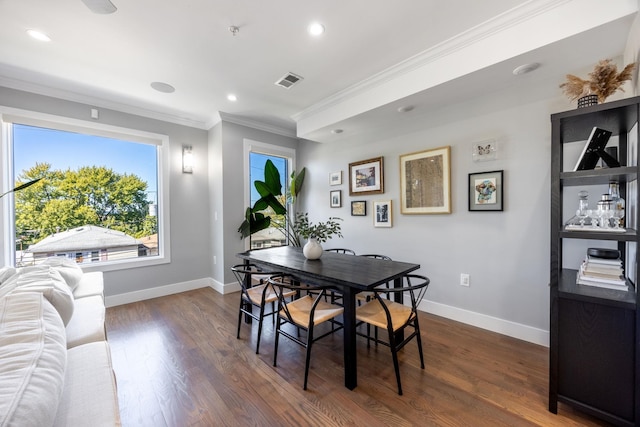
399,146,451,214
351,200,366,216
330,190,342,208
349,157,384,196
373,200,392,227
329,171,342,186
468,170,503,211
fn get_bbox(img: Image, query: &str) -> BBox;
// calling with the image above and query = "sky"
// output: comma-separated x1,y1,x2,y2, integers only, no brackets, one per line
13,124,158,201
249,152,287,206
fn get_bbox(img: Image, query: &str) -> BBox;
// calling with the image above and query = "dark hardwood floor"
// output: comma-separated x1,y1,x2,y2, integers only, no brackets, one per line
106,287,610,426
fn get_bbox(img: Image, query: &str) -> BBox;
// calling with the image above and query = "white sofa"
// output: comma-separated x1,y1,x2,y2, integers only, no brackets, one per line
0,259,120,427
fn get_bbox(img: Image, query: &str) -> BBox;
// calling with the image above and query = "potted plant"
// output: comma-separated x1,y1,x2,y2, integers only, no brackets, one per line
560,59,636,106
292,212,343,259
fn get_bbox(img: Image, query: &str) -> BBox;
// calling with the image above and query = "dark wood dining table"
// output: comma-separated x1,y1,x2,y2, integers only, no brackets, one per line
237,245,420,390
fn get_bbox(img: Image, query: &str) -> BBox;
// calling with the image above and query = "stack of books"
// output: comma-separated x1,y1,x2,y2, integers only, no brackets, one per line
577,249,627,290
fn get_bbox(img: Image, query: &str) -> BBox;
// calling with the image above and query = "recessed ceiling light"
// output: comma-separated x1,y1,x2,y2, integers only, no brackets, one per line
150,82,175,93
227,94,237,102
308,22,325,36
397,105,414,113
26,29,51,42
512,62,540,76
331,129,343,134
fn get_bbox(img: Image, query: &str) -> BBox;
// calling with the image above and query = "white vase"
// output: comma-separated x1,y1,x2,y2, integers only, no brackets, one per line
303,238,323,260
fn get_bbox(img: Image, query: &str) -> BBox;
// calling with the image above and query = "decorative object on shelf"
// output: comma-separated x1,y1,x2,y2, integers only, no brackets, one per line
608,181,625,228
373,200,392,227
351,200,366,216
573,127,616,171
472,139,497,162
468,170,503,212
399,146,451,214
348,157,384,196
293,213,343,259
329,171,342,186
330,190,342,208
560,59,636,106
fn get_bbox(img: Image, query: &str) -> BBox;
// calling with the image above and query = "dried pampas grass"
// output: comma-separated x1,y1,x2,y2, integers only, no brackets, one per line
560,59,636,103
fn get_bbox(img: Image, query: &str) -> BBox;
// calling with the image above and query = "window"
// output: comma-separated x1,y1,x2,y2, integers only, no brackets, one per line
244,140,295,250
1,108,170,271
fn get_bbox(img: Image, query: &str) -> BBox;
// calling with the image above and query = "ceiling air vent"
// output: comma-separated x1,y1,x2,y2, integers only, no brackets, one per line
275,72,303,89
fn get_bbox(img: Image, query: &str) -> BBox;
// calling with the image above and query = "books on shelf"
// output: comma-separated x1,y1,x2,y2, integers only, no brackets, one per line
576,252,627,290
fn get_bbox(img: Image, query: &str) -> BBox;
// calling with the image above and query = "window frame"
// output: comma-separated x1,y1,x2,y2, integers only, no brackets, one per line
0,106,171,271
243,139,296,250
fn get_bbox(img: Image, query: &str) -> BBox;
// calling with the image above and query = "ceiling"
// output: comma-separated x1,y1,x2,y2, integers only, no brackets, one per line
0,0,637,143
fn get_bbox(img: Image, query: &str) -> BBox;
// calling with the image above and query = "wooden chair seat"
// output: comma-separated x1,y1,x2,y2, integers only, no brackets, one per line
281,295,344,327
356,299,414,332
246,284,294,306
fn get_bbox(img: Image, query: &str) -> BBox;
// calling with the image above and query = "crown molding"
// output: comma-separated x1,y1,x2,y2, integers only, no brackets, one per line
0,75,212,130
218,112,297,139
292,0,572,122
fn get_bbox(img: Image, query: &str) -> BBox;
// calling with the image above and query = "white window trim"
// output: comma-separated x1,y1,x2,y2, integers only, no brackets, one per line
243,139,296,250
0,106,171,272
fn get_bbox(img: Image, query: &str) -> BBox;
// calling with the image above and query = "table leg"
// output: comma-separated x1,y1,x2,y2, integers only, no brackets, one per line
342,287,357,390
242,259,252,324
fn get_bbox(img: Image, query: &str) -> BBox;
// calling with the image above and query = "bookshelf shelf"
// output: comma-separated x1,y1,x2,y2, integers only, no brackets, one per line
549,96,640,426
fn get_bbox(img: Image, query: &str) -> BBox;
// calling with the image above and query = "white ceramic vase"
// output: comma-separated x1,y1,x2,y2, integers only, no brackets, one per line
303,237,323,260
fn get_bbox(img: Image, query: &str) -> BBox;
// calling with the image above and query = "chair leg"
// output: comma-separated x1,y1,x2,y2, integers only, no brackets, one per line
255,304,266,354
414,319,425,369
273,316,281,367
237,299,245,339
303,326,314,390
388,328,403,395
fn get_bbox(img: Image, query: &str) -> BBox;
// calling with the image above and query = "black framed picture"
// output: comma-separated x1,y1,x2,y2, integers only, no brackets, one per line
330,190,342,208
468,170,503,212
351,201,366,216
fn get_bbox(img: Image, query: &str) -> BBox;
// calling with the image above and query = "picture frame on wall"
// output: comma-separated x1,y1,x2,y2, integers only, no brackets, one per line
373,200,392,227
329,171,342,186
330,190,342,208
351,200,366,216
349,157,384,196
399,146,451,214
468,170,503,211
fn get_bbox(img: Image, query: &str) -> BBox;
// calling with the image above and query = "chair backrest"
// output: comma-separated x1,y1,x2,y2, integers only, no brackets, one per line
267,273,333,325
373,274,430,328
325,248,356,255
231,264,276,304
359,254,391,261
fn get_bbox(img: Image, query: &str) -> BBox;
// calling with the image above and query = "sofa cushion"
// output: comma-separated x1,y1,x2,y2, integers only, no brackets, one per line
0,267,16,285
65,295,105,349
40,257,83,291
53,341,121,427
72,271,104,300
1,266,74,326
0,292,67,427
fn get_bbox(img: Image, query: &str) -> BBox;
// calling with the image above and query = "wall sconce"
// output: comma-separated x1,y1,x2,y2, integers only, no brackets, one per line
182,145,193,174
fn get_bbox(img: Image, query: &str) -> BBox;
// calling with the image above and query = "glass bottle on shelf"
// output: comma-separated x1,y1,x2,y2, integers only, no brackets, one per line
608,181,625,228
575,190,589,227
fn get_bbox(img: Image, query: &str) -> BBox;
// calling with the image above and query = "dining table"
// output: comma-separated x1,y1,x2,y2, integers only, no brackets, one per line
237,245,420,390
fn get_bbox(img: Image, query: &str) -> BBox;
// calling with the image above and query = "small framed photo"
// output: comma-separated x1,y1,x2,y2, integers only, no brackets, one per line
468,170,503,211
373,200,392,227
329,171,342,186
330,190,342,208
349,156,384,196
351,201,366,216
400,146,451,214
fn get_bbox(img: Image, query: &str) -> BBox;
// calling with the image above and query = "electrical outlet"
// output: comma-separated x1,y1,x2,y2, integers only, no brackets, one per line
460,273,470,287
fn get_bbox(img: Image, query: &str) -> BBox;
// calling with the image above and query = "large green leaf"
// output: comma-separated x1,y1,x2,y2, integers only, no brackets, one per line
263,160,282,196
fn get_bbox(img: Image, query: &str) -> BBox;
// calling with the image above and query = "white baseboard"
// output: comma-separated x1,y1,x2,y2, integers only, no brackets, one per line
105,277,240,307
420,299,549,347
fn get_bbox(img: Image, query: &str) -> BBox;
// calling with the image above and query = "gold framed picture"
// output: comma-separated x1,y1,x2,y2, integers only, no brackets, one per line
349,157,384,196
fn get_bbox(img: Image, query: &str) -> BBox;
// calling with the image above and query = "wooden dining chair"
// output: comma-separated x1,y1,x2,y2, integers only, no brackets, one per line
231,264,294,354
355,274,430,395
268,273,345,390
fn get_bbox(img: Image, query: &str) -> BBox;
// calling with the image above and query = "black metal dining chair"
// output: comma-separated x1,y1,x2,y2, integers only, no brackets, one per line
231,264,293,354
269,273,345,390
355,274,430,395
324,248,356,255
356,254,393,342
